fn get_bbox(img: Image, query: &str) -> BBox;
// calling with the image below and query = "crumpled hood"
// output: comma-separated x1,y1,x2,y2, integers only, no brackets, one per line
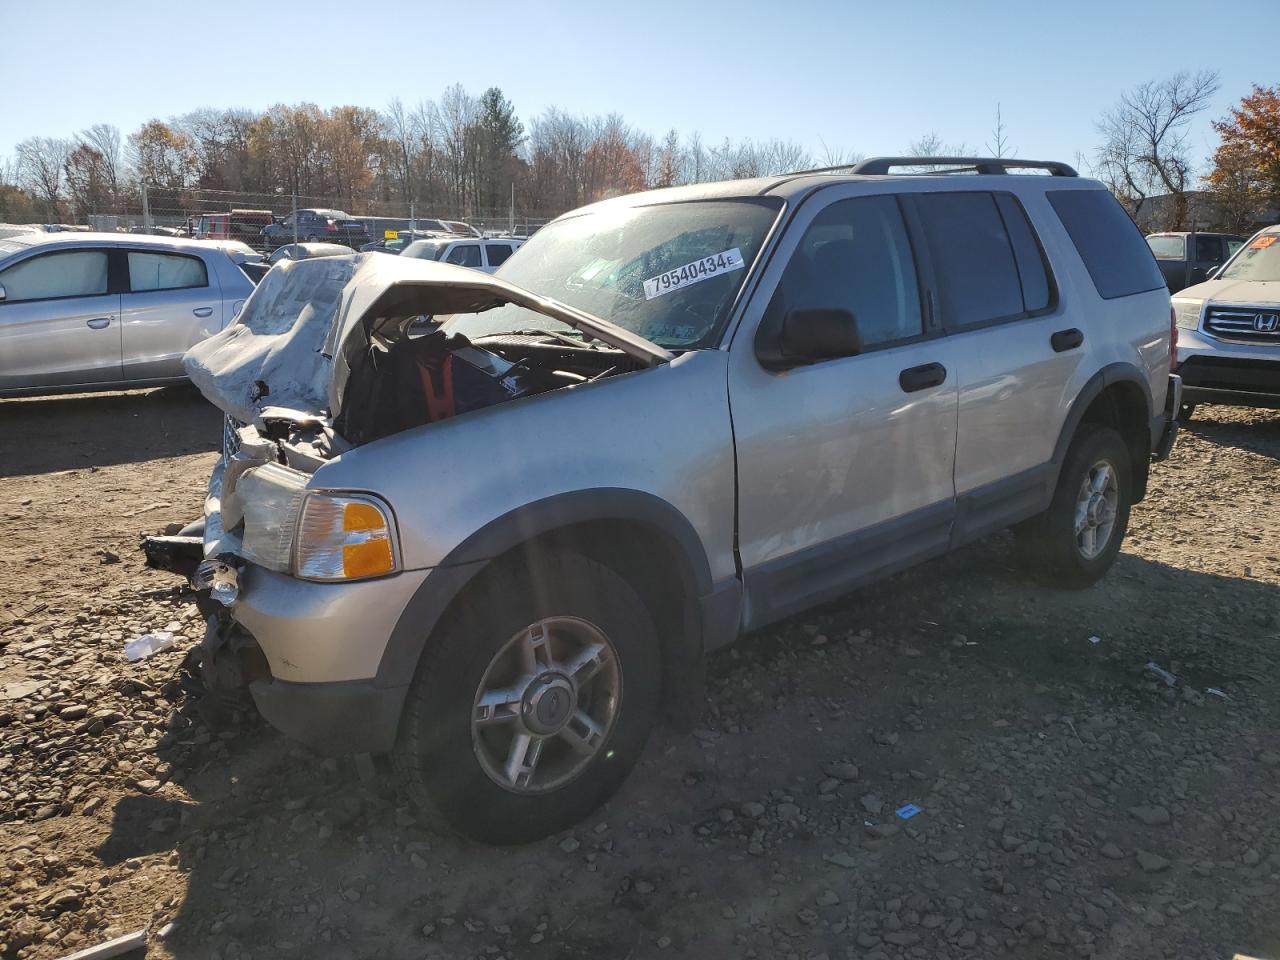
183,252,671,425
1177,277,1280,306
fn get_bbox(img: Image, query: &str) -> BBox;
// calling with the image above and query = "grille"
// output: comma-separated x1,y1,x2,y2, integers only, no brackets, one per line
1204,306,1280,344
222,416,244,458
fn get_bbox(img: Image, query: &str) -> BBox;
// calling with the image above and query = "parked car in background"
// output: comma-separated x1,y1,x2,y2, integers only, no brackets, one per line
266,242,355,265
166,156,1178,843
261,209,370,250
1172,225,1280,417
359,230,445,255
0,232,254,396
442,220,481,237
1147,231,1245,293
400,235,523,272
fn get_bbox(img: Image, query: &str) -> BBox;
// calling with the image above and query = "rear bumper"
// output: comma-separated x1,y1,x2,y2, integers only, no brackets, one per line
1151,374,1181,462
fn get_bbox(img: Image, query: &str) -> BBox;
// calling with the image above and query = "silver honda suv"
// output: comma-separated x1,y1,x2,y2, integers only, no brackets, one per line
151,156,1180,843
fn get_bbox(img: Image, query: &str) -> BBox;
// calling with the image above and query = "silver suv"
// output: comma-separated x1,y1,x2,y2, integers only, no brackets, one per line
153,157,1180,843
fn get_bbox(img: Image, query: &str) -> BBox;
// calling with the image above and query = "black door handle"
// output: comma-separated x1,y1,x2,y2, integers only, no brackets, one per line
1051,328,1084,352
899,362,947,393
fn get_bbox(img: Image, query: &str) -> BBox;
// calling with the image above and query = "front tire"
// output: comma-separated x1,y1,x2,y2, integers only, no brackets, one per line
1014,424,1132,588
1179,401,1197,421
393,550,660,844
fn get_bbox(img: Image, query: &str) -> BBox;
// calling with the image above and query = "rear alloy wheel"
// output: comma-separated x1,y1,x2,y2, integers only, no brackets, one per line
1014,424,1131,587
393,551,659,844
1073,460,1119,560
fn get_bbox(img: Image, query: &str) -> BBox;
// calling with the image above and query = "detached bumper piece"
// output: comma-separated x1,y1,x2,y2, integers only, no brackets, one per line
141,535,205,580
1152,374,1181,462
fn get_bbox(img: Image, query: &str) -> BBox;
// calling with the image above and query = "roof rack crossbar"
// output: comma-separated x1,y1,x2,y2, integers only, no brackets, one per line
847,156,1079,177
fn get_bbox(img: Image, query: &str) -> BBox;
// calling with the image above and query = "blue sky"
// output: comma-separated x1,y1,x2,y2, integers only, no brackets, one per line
1,0,1273,176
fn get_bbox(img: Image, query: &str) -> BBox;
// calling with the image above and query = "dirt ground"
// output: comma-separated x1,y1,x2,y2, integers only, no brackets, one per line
1,388,1278,960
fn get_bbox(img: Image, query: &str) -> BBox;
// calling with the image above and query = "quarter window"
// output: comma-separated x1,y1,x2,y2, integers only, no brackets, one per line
1047,190,1165,300
128,251,208,292
915,192,1025,329
764,195,923,349
446,244,482,268
0,250,109,303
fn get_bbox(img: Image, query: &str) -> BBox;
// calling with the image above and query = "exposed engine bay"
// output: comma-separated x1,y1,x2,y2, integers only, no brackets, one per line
332,322,642,447
182,252,667,470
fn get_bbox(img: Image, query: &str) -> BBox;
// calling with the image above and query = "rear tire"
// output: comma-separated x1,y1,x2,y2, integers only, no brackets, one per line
393,550,660,844
1014,424,1132,588
1179,401,1197,421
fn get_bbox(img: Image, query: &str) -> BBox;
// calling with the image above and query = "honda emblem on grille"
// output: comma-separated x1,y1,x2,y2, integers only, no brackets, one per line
1255,313,1280,332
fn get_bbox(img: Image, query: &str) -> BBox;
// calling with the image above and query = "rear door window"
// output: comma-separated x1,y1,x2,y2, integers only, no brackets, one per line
1047,190,1165,299
914,192,1025,329
1195,235,1224,263
446,244,482,268
0,250,110,302
484,242,514,267
127,251,209,292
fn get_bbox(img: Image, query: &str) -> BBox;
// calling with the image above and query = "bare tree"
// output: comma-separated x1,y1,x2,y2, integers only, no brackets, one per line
985,104,1014,158
384,97,418,207
1094,70,1220,229
15,136,70,219
81,123,121,201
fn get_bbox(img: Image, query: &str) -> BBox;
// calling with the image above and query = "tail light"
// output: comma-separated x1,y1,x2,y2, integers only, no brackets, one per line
1170,306,1178,372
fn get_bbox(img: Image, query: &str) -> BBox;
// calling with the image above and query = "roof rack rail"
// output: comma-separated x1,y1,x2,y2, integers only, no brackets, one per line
848,156,1078,177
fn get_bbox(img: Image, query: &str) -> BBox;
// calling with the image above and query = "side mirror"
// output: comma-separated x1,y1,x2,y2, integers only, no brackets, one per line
757,307,862,370
0,283,6,302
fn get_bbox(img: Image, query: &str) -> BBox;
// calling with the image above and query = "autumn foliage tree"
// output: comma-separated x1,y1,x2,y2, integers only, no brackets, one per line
1207,84,1280,231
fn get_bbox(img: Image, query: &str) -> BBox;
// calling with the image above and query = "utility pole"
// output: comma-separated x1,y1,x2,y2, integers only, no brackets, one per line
141,182,151,233
509,182,515,236
292,190,298,244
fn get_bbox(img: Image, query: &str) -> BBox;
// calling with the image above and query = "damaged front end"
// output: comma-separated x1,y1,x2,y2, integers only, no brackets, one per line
143,252,673,733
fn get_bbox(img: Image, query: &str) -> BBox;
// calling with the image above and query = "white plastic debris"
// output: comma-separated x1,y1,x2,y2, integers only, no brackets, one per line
56,929,146,960
1205,687,1230,700
1088,635,1102,645
1145,661,1177,687
124,632,175,662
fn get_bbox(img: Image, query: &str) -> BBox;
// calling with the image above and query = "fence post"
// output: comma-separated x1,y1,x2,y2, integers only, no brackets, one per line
292,192,298,244
142,183,151,232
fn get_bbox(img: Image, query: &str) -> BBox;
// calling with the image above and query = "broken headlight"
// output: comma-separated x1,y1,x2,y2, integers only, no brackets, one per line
294,493,399,581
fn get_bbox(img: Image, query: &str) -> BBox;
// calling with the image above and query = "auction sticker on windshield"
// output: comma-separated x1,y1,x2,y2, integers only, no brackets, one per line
643,248,744,300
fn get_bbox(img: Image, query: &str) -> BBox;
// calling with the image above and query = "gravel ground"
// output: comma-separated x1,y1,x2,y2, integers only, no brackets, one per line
1,389,1278,960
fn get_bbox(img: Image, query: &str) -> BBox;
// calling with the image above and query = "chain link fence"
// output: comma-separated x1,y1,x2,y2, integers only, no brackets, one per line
20,187,552,252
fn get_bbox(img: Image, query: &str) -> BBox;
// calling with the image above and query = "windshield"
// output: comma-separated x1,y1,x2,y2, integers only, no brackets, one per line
443,198,782,349
1146,235,1185,259
1220,233,1280,282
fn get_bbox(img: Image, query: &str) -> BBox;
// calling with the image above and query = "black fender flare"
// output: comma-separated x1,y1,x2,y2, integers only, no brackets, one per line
1050,361,1154,494
371,488,716,694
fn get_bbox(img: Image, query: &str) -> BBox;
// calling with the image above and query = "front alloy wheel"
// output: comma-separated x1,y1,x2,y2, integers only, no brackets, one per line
472,617,620,793
393,550,659,844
